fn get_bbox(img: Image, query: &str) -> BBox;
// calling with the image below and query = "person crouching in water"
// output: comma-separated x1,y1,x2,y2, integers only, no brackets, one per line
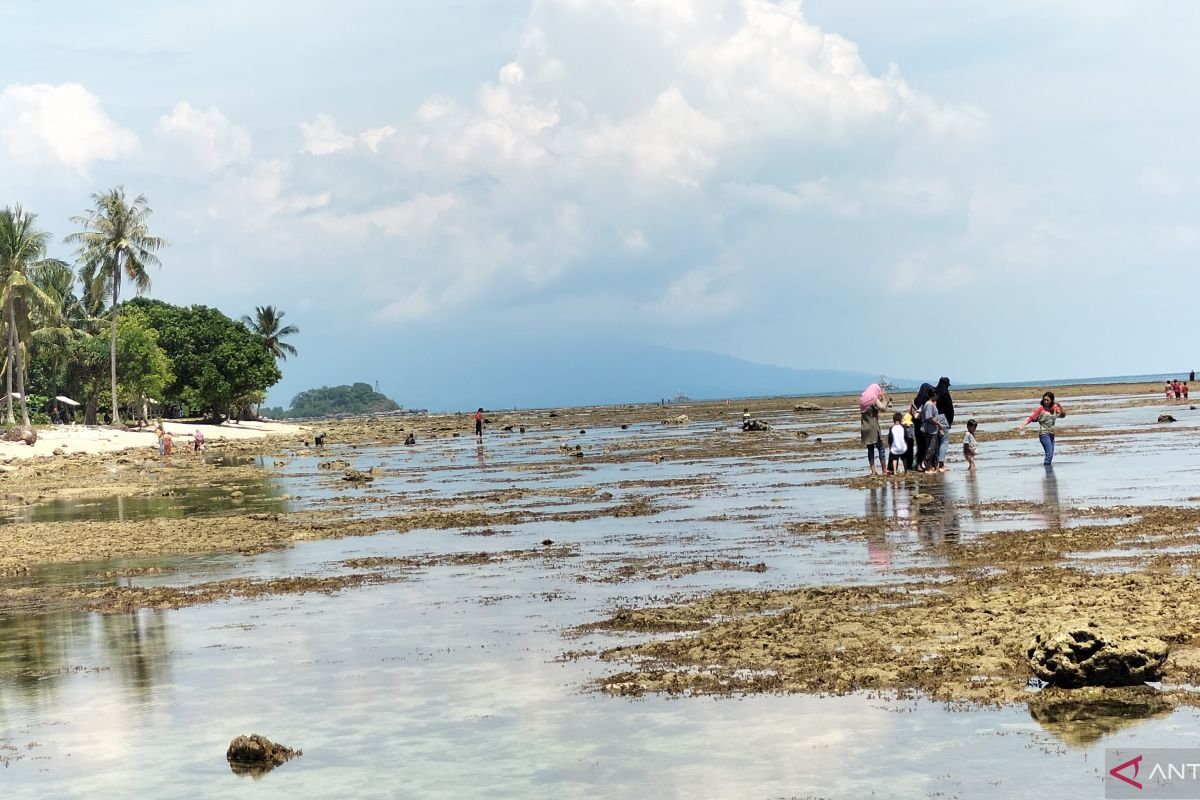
963,419,978,473
887,412,907,476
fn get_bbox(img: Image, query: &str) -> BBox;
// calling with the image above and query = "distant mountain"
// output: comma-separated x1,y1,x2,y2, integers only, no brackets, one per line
389,342,905,410
267,335,910,411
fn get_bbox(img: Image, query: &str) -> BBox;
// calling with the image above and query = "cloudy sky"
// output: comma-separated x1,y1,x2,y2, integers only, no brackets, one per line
2,1,1196,407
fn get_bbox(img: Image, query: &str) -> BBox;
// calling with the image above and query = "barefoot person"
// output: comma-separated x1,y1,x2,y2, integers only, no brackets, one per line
474,408,484,441
859,384,889,477
1018,391,1066,466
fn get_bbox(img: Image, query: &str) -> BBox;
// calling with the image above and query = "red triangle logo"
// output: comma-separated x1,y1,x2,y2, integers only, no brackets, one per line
1109,754,1143,790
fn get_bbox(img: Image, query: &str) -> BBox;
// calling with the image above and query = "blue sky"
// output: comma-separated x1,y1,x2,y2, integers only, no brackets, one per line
2,1,1197,408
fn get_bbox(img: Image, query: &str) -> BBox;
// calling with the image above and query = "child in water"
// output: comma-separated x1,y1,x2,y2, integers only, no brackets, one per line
886,412,907,476
963,419,978,473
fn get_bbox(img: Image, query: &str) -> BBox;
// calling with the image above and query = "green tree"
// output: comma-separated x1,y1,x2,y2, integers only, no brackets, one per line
0,207,64,427
66,188,167,426
111,310,173,421
127,298,280,419
241,305,299,361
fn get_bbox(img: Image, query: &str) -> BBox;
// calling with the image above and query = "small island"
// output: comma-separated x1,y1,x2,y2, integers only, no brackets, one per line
264,382,402,420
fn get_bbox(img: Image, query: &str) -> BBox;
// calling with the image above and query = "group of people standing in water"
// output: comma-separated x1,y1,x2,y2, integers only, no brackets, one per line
860,378,1068,475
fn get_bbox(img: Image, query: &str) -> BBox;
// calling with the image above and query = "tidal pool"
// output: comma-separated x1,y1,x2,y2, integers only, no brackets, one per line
0,392,1195,798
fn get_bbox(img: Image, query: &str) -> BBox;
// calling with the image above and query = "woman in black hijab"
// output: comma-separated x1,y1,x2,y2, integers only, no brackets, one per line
909,382,934,470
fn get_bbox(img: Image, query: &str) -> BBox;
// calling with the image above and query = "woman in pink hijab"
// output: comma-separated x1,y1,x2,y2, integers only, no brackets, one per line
859,384,890,476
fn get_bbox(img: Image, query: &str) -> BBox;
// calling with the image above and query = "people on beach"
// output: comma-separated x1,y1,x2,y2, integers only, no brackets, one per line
859,384,890,477
886,412,907,476
1185,383,1190,401
1018,391,1066,465
1174,380,1182,401
193,428,205,453
963,420,978,473
155,424,165,455
1167,381,1174,402
475,407,484,440
161,431,173,457
935,377,954,470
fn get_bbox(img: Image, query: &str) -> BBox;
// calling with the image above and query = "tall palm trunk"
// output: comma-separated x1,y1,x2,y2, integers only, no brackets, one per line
4,316,13,425
109,257,121,425
8,299,29,428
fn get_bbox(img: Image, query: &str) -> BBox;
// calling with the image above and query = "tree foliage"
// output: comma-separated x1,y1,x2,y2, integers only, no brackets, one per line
280,382,399,419
127,298,280,418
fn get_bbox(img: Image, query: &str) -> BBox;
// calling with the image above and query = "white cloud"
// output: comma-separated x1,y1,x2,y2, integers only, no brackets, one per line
300,113,355,155
361,125,397,153
647,266,740,321
155,101,251,171
313,193,456,242
0,82,137,172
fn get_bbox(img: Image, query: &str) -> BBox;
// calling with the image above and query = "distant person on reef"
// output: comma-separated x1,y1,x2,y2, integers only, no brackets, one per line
161,431,173,457
1018,391,1066,466
1174,380,1182,401
1191,370,1195,383
859,384,890,477
1185,383,1191,401
193,428,205,453
475,408,484,440
1167,381,1175,402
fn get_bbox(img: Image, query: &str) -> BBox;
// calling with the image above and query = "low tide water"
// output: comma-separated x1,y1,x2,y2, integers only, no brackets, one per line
1,393,1197,799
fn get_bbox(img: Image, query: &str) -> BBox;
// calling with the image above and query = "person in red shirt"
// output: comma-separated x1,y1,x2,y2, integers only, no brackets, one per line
1185,383,1191,400
1174,380,1182,400
1018,392,1066,466
474,408,484,440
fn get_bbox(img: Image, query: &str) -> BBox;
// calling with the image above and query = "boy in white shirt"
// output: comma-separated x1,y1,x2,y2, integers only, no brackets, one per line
963,419,979,473
886,412,907,476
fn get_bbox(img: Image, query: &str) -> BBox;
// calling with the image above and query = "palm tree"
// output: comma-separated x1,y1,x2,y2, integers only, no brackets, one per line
66,188,166,425
0,207,65,427
242,305,299,361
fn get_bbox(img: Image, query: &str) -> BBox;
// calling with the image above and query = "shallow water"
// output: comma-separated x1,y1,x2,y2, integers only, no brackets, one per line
0,392,1195,798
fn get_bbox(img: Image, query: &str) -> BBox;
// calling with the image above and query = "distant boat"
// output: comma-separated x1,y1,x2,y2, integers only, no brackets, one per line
672,392,692,403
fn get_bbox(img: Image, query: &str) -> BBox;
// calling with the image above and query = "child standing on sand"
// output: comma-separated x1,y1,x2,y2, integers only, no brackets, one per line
886,412,907,476
963,420,978,473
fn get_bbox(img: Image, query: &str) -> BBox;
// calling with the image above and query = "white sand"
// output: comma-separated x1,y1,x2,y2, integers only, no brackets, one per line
0,419,307,460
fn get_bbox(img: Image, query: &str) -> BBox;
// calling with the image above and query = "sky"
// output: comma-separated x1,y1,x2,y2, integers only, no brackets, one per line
2,1,1197,409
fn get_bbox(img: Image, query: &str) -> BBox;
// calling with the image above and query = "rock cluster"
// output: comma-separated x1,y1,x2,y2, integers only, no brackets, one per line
226,734,301,776
1027,621,1168,688
2,428,36,445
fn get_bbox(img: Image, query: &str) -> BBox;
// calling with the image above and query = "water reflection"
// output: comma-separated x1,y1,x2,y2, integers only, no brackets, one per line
0,608,172,714
1028,686,1171,746
7,479,291,525
1042,467,1065,529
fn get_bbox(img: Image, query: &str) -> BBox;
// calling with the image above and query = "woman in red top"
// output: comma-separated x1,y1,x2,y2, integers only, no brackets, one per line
1017,392,1066,466
474,408,484,440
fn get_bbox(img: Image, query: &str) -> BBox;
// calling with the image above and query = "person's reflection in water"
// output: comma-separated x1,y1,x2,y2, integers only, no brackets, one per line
1042,466,1065,529
476,442,486,469
865,486,892,570
917,476,961,547
965,471,983,526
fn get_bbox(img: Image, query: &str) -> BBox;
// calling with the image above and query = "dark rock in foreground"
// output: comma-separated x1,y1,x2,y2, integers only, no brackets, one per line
1027,621,1168,688
1158,414,1177,423
226,733,301,776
